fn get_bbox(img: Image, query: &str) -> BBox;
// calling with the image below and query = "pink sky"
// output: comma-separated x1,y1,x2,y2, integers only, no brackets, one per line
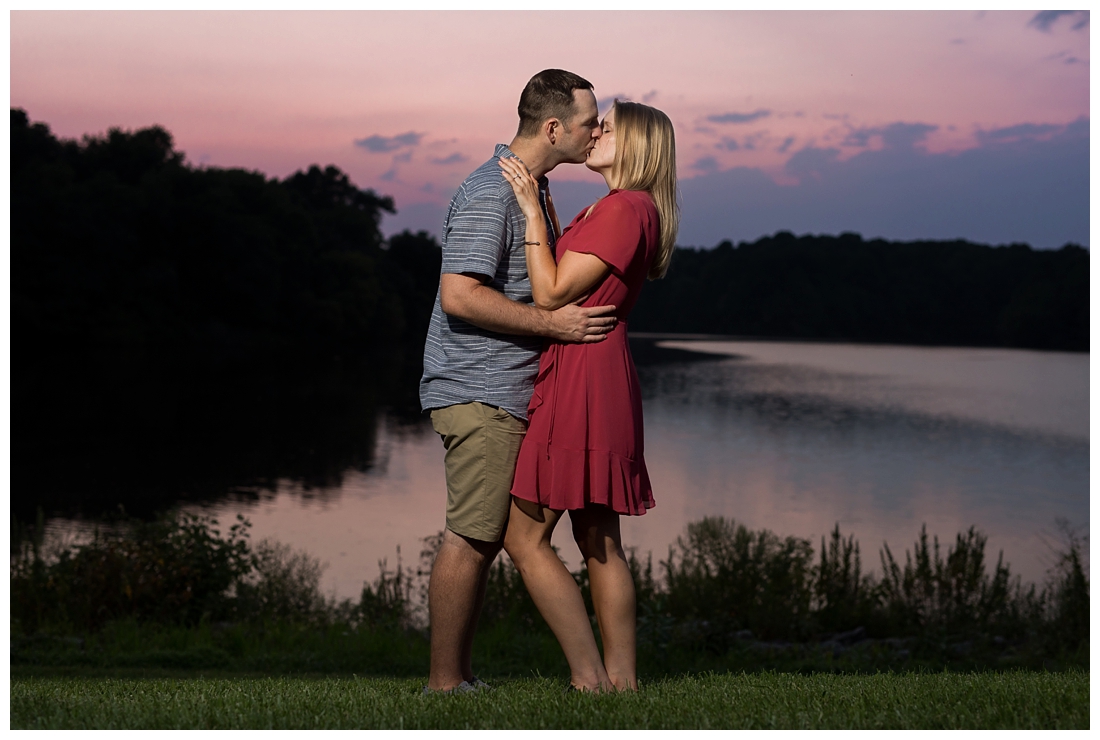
11,10,1090,245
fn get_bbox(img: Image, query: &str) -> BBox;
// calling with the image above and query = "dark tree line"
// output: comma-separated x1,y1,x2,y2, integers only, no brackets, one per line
12,108,441,366
12,109,442,520
13,107,1087,367
631,233,1088,352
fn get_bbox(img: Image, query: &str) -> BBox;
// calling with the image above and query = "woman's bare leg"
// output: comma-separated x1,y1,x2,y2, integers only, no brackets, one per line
571,506,638,691
503,497,611,691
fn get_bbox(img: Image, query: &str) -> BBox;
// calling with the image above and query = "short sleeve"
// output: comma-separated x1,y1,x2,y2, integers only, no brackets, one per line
441,194,510,280
564,194,642,276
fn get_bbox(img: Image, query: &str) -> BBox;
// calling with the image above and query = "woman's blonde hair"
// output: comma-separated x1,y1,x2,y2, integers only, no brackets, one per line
610,99,680,279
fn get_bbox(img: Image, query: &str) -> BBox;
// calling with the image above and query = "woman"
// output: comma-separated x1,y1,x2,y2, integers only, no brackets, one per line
497,99,678,692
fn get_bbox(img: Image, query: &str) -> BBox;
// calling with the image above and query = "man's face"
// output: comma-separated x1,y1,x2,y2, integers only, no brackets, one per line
558,89,601,164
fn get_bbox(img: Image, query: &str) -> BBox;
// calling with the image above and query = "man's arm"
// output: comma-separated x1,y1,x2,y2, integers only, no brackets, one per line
440,273,616,343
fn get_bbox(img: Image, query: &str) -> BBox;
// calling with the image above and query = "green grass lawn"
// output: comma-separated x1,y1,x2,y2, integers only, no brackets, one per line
10,670,1088,729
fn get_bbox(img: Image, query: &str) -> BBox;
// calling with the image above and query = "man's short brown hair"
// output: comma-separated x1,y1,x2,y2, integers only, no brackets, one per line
516,69,594,138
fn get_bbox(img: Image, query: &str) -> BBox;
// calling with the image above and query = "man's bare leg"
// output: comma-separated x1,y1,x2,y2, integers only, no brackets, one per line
427,529,501,691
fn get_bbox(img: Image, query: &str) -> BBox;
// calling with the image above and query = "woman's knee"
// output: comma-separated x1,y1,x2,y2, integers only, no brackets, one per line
571,508,623,563
502,522,530,564
503,498,557,562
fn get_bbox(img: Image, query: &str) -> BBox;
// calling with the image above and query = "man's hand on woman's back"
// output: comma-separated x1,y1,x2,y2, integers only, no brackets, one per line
548,303,617,343
439,272,615,342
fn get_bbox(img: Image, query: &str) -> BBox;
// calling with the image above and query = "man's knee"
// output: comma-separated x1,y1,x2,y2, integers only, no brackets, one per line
441,528,501,566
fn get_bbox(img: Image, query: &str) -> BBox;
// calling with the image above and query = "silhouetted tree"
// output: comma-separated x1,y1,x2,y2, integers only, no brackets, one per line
632,232,1087,351
11,109,444,364
11,110,446,520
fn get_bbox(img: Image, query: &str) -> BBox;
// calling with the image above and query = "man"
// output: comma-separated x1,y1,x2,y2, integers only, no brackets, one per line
419,69,613,693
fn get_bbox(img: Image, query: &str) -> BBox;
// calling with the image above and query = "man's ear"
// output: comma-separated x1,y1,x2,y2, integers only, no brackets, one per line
545,118,560,146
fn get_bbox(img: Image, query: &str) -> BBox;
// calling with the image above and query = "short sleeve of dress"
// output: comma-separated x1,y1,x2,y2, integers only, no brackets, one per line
565,193,642,277
441,193,510,280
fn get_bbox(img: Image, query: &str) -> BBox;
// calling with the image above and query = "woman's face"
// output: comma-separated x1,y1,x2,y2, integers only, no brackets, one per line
585,107,616,175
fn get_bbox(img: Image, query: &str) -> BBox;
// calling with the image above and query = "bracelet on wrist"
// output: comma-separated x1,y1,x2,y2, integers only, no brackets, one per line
524,240,543,246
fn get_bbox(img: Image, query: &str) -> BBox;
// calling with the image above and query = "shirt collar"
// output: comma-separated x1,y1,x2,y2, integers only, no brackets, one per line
495,143,549,189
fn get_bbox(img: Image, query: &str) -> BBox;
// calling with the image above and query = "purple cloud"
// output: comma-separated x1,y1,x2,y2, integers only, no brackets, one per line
880,123,937,149
976,122,1063,145
597,94,628,113
1029,10,1089,32
784,147,840,178
844,123,938,149
693,156,720,174
707,109,771,124
354,131,424,153
844,129,875,147
429,152,468,166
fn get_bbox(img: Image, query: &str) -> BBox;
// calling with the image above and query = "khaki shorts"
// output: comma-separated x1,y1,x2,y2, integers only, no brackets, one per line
430,401,527,542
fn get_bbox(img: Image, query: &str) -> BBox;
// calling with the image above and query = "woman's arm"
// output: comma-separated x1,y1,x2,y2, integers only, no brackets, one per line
499,157,611,311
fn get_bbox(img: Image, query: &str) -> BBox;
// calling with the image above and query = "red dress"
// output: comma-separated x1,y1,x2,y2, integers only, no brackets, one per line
510,189,658,515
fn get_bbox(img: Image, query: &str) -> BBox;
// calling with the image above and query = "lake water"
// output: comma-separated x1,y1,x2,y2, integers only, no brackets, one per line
131,338,1087,601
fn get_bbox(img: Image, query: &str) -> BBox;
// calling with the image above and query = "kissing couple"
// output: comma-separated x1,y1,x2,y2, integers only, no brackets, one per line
420,68,678,693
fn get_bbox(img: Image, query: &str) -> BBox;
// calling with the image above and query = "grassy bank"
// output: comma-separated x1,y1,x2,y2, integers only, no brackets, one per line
11,513,1089,729
11,615,1088,679
10,671,1088,729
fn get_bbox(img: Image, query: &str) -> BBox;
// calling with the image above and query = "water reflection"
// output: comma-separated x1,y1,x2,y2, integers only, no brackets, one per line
26,339,1088,600
13,347,424,522
650,340,1088,439
194,339,1087,598
626,341,1087,590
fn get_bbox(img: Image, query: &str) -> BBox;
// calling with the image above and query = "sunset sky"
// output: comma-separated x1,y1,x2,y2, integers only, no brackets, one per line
11,10,1090,248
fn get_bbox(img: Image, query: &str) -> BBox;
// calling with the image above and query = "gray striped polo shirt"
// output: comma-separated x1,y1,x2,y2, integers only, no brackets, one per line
419,143,557,421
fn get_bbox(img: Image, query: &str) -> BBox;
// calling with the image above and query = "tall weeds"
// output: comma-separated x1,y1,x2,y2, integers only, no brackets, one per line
662,517,815,641
10,512,1089,661
813,525,878,634
11,511,252,633
877,525,1023,638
